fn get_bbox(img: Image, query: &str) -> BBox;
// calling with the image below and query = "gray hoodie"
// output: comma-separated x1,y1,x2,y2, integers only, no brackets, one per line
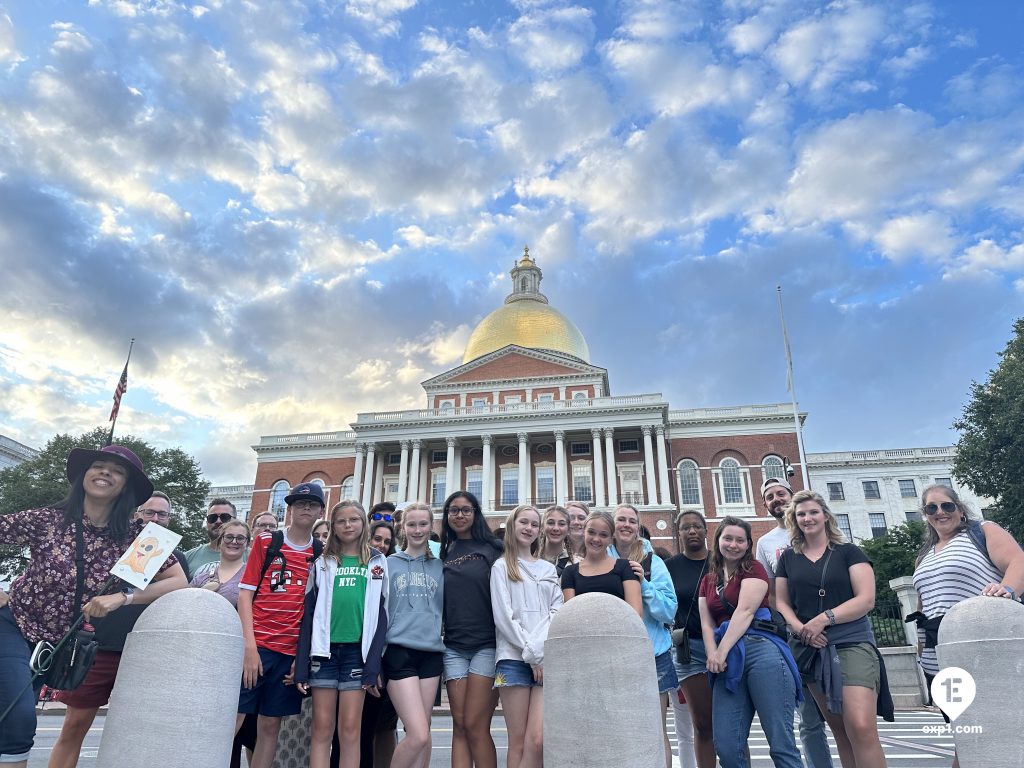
386,550,445,652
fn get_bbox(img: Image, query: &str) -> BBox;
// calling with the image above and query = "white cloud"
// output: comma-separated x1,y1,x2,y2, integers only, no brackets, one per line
0,11,24,66
509,6,594,73
873,212,955,262
946,239,1024,280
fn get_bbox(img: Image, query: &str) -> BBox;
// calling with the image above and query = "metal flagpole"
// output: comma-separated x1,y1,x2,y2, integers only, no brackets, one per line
106,338,135,446
776,287,810,490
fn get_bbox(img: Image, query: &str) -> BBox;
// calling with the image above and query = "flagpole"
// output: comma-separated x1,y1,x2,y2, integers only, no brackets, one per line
776,288,810,490
106,338,135,446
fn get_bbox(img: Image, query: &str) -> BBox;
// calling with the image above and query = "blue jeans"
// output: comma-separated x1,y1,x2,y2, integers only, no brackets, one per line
0,606,35,762
712,635,801,768
798,689,835,768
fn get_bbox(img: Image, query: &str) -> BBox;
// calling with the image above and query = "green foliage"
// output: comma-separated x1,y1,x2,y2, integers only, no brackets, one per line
859,520,926,600
0,428,210,576
953,318,1024,541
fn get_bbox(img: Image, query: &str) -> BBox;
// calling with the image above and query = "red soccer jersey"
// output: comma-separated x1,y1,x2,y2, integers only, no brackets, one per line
239,531,314,655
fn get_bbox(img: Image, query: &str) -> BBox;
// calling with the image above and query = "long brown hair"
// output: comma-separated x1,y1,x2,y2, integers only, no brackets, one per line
709,516,755,581
539,505,573,565
503,504,541,582
324,499,371,566
915,484,976,565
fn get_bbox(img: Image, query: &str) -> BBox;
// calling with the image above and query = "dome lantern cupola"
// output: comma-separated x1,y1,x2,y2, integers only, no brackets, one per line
507,246,546,304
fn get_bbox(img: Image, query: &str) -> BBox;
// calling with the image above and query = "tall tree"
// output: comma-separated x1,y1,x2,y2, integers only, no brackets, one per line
0,428,210,576
953,318,1024,540
858,521,926,600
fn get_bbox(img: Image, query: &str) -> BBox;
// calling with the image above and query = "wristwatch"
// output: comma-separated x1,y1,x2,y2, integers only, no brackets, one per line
824,608,836,625
119,585,135,606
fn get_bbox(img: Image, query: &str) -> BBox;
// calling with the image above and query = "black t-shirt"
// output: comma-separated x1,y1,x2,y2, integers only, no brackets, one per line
665,553,709,638
776,543,871,623
442,538,502,653
560,558,638,601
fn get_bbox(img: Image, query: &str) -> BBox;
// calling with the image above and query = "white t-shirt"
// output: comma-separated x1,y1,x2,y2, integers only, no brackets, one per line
755,525,792,578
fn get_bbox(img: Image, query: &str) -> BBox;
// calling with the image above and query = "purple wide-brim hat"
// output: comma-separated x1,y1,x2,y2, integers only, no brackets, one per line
66,444,155,503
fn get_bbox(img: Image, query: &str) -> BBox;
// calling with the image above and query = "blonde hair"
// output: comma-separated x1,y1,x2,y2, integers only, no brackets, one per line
400,502,436,560
219,519,251,542
324,499,371,565
612,504,645,562
503,505,541,582
539,505,573,565
784,490,846,553
564,500,590,557
582,510,615,560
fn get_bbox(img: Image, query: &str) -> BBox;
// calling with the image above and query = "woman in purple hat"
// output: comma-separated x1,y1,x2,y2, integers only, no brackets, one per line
0,445,187,767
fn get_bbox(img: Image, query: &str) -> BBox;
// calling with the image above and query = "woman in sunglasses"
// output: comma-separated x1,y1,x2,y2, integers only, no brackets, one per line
911,483,1024,758
191,520,250,606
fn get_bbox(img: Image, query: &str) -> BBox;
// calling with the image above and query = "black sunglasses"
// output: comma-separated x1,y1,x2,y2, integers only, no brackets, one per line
923,502,957,516
372,513,394,522
207,512,234,524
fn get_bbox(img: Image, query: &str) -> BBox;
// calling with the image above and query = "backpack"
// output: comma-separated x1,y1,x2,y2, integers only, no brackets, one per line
253,529,324,601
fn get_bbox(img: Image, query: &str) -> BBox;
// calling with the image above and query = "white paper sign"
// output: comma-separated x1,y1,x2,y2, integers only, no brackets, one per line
109,521,182,590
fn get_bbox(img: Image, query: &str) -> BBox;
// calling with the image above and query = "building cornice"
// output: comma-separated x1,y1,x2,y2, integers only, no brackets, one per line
807,446,956,469
422,345,609,388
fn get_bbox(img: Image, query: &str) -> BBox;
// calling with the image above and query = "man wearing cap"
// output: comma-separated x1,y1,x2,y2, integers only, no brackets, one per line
184,498,238,573
235,482,323,768
756,477,834,768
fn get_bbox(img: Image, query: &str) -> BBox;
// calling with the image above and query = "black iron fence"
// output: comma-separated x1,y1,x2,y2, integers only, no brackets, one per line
870,598,909,647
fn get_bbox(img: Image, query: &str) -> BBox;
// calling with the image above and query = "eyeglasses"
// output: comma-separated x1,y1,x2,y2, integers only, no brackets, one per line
923,501,957,516
221,534,248,544
138,509,170,520
291,501,322,511
449,506,474,517
372,513,394,522
207,513,234,524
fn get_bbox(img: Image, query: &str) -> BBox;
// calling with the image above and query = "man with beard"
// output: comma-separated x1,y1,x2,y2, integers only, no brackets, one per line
185,498,237,573
756,477,834,768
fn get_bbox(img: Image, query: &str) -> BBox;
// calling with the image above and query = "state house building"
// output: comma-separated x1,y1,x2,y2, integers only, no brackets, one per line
250,249,803,550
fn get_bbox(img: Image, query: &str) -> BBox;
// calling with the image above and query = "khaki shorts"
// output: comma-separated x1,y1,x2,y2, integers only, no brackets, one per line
836,642,880,690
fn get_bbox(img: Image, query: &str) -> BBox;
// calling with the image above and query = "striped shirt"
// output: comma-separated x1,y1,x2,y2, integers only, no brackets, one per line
239,531,314,656
912,523,1001,675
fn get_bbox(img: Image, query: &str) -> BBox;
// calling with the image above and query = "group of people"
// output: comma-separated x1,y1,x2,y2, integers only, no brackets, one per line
1,445,1021,768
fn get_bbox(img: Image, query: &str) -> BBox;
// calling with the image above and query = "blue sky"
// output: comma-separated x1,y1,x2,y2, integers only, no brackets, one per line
1,0,1021,484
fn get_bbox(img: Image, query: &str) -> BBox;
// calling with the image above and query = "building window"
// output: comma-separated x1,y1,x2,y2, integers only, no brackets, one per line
387,452,401,466
384,479,399,503
537,393,554,403
431,450,447,463
431,472,446,507
471,397,487,411
309,478,328,508
836,513,853,541
827,482,845,501
570,442,591,456
762,455,785,481
677,460,701,506
466,468,483,501
935,477,953,488
504,395,522,405
862,480,881,500
270,480,289,521
720,458,744,504
572,390,588,400
898,479,917,498
501,467,519,506
439,399,455,410
536,466,555,505
869,513,888,538
906,510,922,523
572,464,593,503
618,439,639,454
340,475,355,500
619,467,644,505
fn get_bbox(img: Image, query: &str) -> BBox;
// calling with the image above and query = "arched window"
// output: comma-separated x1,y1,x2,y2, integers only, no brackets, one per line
762,455,785,482
340,475,355,500
720,458,744,504
270,480,289,522
521,277,528,292
309,478,328,510
677,459,701,506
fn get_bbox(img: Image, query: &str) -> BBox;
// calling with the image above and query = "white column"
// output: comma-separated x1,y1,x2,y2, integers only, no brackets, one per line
374,451,385,506
554,430,567,505
656,425,670,507
604,428,618,506
407,440,421,503
482,434,493,514
517,432,530,504
444,437,457,501
642,425,658,508
361,442,376,508
591,428,606,507
417,447,429,503
397,440,410,502
352,443,365,502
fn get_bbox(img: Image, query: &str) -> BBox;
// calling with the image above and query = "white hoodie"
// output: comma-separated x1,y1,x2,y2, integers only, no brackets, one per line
490,557,563,666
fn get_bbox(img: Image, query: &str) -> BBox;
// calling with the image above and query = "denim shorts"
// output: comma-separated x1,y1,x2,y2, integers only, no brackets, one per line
309,642,365,692
656,650,680,694
674,636,709,683
442,646,496,681
494,659,539,689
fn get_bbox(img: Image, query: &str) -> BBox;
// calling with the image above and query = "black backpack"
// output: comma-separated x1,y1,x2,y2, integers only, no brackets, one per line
253,530,324,601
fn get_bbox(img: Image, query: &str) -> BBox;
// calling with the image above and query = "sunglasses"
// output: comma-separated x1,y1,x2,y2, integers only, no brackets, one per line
923,501,957,516
207,513,234,524
371,513,394,522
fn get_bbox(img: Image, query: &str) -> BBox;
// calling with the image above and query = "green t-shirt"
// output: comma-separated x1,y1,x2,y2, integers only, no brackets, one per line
330,556,367,644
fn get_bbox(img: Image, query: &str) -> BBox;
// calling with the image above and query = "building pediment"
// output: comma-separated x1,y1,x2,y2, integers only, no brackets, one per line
424,346,608,388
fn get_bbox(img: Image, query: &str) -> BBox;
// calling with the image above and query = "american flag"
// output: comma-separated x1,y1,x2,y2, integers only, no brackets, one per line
109,364,128,422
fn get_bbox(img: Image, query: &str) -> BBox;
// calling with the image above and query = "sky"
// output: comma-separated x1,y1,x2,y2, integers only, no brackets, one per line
1,0,1022,485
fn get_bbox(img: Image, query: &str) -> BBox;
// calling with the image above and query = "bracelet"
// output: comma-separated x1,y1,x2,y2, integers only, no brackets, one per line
824,609,836,625
122,591,134,606
1002,585,1017,600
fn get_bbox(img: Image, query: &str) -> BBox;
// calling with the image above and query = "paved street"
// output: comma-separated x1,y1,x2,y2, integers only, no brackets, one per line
31,709,955,767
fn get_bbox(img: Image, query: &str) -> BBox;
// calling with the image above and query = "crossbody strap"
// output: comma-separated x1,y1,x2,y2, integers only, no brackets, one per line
74,517,86,615
816,546,835,614
681,558,707,632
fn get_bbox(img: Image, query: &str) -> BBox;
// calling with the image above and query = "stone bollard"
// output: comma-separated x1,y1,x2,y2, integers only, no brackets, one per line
936,596,1024,768
544,593,663,767
96,588,243,767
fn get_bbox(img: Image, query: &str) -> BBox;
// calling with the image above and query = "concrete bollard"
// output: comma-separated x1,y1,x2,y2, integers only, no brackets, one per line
936,596,1024,768
544,593,663,767
96,588,243,768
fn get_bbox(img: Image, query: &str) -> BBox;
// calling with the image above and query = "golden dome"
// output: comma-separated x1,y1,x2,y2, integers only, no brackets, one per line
463,247,590,363
462,300,590,363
